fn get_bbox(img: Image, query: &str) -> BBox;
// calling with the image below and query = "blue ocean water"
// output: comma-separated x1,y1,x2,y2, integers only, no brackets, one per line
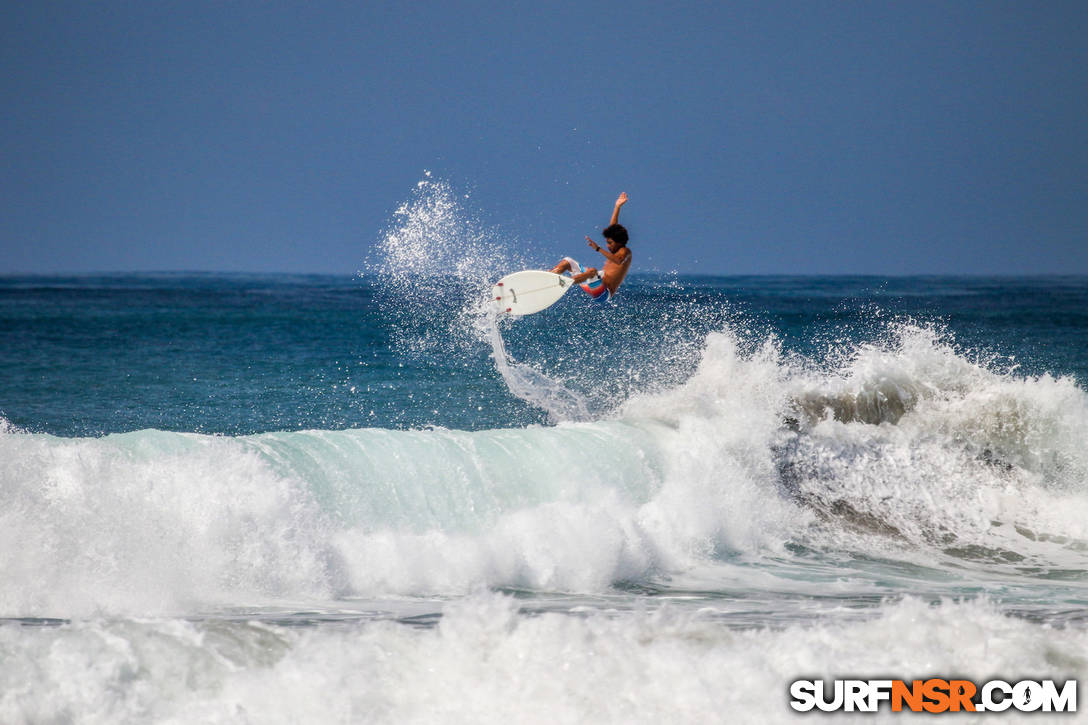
2,182,1087,720
4,273,1085,436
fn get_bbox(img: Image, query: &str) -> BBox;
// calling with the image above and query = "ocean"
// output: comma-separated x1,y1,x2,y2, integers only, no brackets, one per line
2,184,1087,722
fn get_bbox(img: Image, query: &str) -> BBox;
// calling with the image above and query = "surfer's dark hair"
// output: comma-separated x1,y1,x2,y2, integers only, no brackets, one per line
603,223,628,245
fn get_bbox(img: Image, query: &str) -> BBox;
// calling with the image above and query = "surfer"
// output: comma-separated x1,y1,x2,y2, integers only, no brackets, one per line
550,192,632,302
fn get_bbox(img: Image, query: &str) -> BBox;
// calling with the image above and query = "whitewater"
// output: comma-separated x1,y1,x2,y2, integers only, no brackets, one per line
1,179,1086,722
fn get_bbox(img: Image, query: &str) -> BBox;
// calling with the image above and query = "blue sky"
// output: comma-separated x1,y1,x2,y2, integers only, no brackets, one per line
2,1,1086,275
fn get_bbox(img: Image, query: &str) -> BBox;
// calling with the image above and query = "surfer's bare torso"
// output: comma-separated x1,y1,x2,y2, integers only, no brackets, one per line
589,235,631,296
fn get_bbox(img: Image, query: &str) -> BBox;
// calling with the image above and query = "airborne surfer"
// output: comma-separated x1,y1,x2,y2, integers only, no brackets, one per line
550,192,632,302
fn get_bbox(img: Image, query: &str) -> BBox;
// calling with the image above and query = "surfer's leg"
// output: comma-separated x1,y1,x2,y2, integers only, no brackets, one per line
550,259,572,275
550,257,583,277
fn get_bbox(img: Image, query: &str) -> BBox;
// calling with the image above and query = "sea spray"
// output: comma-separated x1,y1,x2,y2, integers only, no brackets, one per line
483,307,592,422
367,173,515,354
366,174,601,421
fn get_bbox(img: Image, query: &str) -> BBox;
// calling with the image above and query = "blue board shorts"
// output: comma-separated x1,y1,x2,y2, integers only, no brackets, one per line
562,257,611,304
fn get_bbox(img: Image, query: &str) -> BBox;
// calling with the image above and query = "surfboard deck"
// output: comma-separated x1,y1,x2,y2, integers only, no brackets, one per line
492,270,572,316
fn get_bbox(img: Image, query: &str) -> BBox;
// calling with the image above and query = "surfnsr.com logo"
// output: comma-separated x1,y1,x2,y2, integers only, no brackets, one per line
789,678,1077,713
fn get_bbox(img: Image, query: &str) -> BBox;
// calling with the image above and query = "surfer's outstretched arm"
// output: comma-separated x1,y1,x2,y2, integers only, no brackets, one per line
610,192,628,226
586,236,630,265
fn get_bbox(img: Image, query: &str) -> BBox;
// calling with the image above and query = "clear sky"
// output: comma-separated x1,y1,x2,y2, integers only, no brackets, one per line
2,1,1086,275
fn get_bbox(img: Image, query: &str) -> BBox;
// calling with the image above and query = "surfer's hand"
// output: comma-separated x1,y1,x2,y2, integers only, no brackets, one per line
586,236,601,252
615,192,628,207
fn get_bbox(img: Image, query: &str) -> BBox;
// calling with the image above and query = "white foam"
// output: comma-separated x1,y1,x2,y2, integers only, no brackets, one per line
0,429,336,617
776,324,1088,560
2,594,1084,724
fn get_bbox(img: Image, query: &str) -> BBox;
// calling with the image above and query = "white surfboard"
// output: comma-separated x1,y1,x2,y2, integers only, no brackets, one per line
492,270,573,316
